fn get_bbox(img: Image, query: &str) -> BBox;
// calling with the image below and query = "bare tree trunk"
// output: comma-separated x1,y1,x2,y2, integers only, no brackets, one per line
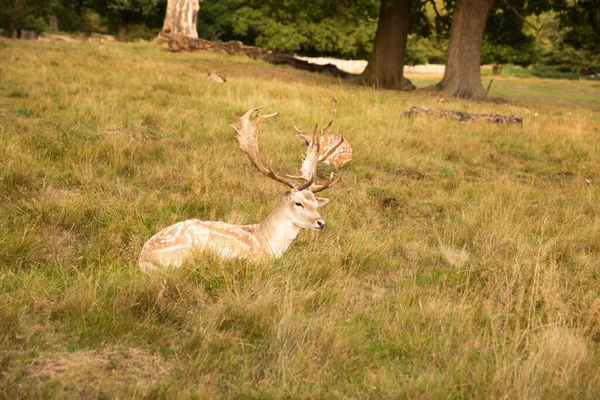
7,0,26,38
438,0,497,100
352,0,412,90
162,0,201,38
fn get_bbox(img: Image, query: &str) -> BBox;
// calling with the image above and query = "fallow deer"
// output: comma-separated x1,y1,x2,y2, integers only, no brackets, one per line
294,95,353,168
138,104,339,271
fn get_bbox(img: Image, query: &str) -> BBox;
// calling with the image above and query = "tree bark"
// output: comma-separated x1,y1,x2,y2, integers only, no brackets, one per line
162,0,201,38
353,0,412,90
438,0,497,100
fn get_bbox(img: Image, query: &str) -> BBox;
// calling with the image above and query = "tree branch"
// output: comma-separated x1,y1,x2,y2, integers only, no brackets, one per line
499,0,541,33
428,0,448,24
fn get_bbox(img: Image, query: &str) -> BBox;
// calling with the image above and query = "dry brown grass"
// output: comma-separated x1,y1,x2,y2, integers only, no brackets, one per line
1,38,600,398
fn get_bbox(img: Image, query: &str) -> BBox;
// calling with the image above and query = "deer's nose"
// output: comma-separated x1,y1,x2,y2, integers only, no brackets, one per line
317,220,325,229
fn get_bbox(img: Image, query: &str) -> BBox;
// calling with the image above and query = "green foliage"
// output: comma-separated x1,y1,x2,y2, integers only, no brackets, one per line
231,6,306,53
20,15,49,34
196,0,443,59
405,34,446,65
525,10,600,75
105,0,159,16
198,0,380,58
0,0,598,74
126,23,159,41
539,44,600,75
552,0,600,74
489,64,580,80
483,6,538,66
558,0,599,54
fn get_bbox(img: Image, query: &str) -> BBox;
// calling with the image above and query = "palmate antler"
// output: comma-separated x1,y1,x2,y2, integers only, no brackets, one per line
231,106,338,193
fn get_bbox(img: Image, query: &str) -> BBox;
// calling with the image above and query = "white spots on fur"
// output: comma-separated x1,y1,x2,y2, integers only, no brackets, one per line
318,133,352,168
139,218,266,270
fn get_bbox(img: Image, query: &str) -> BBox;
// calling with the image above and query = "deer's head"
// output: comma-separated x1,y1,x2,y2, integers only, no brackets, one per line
284,189,329,230
231,104,339,230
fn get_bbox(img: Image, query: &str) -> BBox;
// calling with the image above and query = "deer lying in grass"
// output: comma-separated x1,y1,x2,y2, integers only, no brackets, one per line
294,95,352,168
138,103,340,271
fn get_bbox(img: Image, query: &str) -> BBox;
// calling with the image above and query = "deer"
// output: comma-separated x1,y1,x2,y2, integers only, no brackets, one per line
294,95,353,168
138,101,340,271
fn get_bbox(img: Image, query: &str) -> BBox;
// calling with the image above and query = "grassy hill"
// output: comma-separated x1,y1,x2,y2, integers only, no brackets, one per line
1,38,600,398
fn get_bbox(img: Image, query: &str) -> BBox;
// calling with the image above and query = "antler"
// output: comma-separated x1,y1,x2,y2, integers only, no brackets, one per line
299,132,340,193
231,108,314,191
291,95,341,193
321,94,337,135
293,94,337,145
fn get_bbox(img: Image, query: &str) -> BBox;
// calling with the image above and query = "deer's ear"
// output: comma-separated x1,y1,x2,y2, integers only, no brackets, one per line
316,197,329,206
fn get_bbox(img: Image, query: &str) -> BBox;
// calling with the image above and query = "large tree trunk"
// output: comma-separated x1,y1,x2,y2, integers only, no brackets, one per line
438,0,497,100
162,0,201,38
6,0,26,38
353,0,412,90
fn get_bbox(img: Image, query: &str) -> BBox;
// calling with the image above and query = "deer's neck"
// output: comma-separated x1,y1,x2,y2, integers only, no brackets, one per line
255,205,301,259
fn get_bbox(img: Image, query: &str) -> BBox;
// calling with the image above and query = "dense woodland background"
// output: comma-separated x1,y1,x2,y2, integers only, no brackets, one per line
1,0,598,76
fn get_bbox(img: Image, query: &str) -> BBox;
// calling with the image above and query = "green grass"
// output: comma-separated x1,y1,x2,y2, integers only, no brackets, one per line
480,64,582,80
407,69,600,113
1,38,600,398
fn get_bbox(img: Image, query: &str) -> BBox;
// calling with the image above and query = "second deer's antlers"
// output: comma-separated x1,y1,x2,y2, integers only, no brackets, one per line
231,107,338,193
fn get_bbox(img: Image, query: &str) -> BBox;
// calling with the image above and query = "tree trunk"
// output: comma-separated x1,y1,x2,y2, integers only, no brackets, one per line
162,0,201,38
117,17,128,42
438,0,497,100
6,0,26,38
352,0,412,90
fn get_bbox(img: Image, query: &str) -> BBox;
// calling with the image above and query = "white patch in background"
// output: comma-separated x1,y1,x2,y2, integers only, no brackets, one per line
439,245,470,266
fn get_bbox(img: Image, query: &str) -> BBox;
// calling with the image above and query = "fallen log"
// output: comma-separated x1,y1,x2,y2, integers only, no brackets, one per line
157,32,351,78
403,105,523,125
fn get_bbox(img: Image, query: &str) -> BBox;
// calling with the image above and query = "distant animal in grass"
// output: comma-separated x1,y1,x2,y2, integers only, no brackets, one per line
206,71,226,83
294,95,353,169
138,98,340,271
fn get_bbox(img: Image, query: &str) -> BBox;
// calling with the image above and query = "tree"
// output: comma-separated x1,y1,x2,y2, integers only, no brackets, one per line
353,0,412,89
86,0,159,42
437,0,497,100
162,0,200,38
554,0,600,74
111,0,159,41
5,0,26,37
482,5,538,67
196,0,380,59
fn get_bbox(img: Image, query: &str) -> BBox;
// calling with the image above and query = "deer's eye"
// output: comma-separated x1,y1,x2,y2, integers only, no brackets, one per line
294,202,304,208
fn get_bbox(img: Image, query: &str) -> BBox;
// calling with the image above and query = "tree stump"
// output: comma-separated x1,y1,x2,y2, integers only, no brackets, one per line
492,64,503,76
21,30,37,40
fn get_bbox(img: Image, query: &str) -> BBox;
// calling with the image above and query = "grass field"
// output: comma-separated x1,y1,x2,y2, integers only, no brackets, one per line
1,38,600,398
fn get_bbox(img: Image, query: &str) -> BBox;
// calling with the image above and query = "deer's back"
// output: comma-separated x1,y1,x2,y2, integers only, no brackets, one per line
319,134,352,168
139,219,263,270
